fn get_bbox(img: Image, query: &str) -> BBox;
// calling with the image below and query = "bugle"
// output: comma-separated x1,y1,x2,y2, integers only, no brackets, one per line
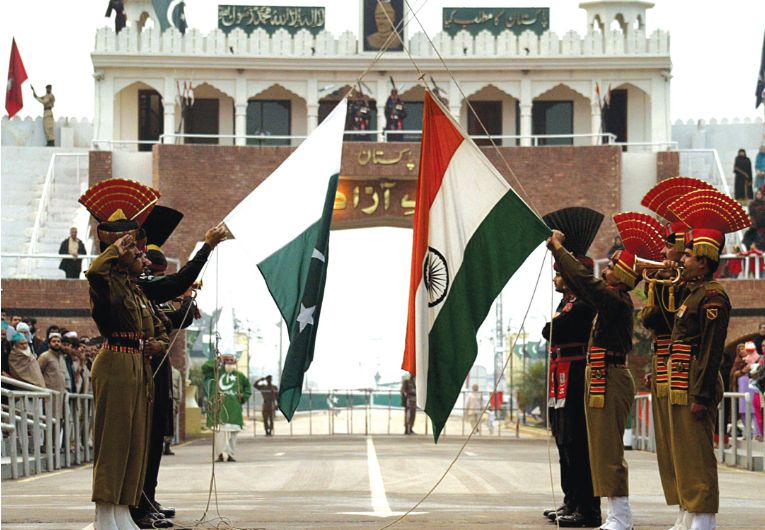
633,256,682,285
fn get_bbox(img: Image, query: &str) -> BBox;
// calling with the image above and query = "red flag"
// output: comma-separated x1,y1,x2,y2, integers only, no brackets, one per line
5,38,28,118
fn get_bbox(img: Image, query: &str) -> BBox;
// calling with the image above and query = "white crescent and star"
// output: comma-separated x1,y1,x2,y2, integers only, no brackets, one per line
296,303,316,333
218,373,237,393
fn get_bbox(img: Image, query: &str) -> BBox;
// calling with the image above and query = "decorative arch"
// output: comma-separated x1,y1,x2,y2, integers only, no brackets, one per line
591,14,604,33
399,84,426,101
249,82,306,102
194,80,235,100
532,82,590,102
114,79,164,98
610,13,627,33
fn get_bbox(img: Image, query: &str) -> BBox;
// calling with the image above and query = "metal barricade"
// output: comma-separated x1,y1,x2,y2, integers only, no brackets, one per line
717,391,763,472
2,376,94,480
631,393,655,451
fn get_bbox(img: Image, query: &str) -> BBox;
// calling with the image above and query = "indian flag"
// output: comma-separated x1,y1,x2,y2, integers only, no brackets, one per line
223,100,347,421
403,92,550,441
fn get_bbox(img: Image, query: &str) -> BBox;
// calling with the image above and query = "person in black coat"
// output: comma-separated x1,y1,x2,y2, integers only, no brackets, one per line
734,148,753,202
58,227,87,279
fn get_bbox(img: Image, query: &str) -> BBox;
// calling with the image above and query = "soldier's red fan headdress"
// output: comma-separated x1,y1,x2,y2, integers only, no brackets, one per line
78,178,160,250
640,177,715,251
668,189,750,261
610,212,665,289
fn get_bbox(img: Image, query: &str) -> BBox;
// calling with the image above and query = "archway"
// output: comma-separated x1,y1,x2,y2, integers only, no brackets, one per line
248,84,307,146
461,84,518,146
532,83,590,146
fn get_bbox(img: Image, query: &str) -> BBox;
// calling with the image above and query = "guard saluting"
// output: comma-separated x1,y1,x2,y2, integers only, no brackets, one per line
640,177,715,530
541,207,603,528
664,189,750,530
80,179,169,530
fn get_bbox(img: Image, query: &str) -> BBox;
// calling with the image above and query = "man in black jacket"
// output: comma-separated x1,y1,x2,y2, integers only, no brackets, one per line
58,227,87,279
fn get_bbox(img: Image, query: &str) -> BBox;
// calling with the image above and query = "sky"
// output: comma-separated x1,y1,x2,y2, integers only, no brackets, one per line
2,1,765,388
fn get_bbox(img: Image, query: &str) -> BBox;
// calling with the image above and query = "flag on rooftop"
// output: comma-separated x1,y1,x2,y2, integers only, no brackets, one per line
5,38,28,118
223,99,347,421
402,91,551,442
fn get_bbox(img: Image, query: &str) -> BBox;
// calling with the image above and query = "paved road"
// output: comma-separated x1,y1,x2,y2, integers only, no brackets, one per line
2,433,763,529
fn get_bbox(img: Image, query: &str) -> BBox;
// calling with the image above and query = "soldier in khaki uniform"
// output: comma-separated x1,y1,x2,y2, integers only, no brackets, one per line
549,212,665,530
640,177,715,530
80,178,167,530
32,84,55,146
664,189,751,530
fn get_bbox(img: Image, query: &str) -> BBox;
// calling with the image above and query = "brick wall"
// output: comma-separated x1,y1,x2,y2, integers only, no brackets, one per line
656,150,680,182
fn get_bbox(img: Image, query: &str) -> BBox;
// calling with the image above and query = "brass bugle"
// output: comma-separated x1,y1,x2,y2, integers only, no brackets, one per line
634,257,682,284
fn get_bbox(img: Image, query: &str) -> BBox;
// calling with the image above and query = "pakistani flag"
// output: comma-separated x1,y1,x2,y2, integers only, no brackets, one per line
224,101,347,421
402,92,550,441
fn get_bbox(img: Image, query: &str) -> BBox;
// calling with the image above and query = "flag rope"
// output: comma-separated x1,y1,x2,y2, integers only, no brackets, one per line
364,0,542,216
378,250,550,530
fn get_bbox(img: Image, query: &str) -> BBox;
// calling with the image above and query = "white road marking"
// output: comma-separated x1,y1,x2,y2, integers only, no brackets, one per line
465,451,477,457
337,437,426,518
274,452,286,456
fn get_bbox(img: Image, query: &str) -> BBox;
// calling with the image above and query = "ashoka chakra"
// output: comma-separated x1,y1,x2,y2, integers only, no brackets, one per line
424,246,449,307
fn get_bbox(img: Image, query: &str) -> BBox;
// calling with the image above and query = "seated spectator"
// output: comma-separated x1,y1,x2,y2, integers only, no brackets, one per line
754,322,765,356
8,332,46,388
606,235,624,258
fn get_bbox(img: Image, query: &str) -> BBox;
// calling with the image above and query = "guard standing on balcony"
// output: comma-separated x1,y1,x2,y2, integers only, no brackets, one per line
31,84,55,146
664,189,750,530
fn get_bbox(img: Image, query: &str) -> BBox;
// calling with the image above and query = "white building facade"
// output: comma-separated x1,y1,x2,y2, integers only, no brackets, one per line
90,0,671,150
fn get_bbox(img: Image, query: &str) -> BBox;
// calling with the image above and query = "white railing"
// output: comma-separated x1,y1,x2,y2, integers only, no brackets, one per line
26,153,89,275
678,148,734,198
1,376,95,480
93,131,621,150
93,26,670,58
1,253,182,279
717,391,764,472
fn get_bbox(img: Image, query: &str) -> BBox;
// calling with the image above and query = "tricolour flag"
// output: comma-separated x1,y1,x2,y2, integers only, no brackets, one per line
223,100,347,420
5,38,28,118
403,91,550,441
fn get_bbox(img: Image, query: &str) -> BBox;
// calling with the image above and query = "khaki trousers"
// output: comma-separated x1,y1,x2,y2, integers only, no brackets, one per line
651,355,679,506
91,349,152,505
585,365,635,497
668,365,722,514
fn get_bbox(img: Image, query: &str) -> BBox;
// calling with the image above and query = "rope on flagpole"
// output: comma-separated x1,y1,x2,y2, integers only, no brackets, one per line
378,249,551,530
371,0,540,214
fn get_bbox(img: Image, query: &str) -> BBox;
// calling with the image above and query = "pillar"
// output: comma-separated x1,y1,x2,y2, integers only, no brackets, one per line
591,102,602,145
306,78,319,134
519,78,532,146
234,76,247,146
162,76,177,143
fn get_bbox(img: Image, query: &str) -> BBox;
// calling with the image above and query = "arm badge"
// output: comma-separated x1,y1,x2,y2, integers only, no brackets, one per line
705,307,718,320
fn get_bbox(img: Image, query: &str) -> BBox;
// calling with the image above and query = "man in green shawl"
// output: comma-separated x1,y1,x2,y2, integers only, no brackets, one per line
202,353,251,462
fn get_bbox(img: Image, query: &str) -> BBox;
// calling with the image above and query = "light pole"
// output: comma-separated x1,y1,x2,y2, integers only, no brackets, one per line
277,319,283,382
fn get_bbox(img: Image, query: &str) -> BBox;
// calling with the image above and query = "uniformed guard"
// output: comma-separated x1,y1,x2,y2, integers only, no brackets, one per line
540,207,603,527
664,189,750,530
254,375,279,436
79,178,169,530
32,84,55,146
132,206,226,528
640,177,715,530
401,374,417,434
548,212,665,530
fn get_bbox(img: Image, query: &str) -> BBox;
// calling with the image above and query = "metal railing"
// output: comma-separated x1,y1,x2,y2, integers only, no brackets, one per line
628,390,764,472
92,131,622,150
1,376,94,480
678,149,734,198
1,253,182,279
27,154,89,271
245,388,524,437
717,391,764,472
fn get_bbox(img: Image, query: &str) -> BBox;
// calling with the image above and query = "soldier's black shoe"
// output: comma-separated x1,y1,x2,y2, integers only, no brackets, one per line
135,513,173,529
155,504,176,519
163,443,175,456
556,513,603,528
227,455,236,462
217,454,224,462
548,505,575,521
543,505,566,518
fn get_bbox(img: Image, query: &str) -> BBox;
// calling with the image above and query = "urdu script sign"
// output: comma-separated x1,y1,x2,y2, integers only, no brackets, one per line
442,7,550,36
218,5,326,35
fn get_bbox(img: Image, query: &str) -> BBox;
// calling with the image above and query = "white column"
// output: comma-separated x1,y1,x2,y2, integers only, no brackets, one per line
650,76,670,147
591,102,602,145
448,79,461,124
93,73,114,145
306,78,319,133
234,76,247,146
377,78,389,140
519,78,532,146
162,76,176,143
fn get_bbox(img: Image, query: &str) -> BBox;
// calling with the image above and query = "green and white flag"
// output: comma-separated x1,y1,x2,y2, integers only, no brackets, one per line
224,101,347,420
